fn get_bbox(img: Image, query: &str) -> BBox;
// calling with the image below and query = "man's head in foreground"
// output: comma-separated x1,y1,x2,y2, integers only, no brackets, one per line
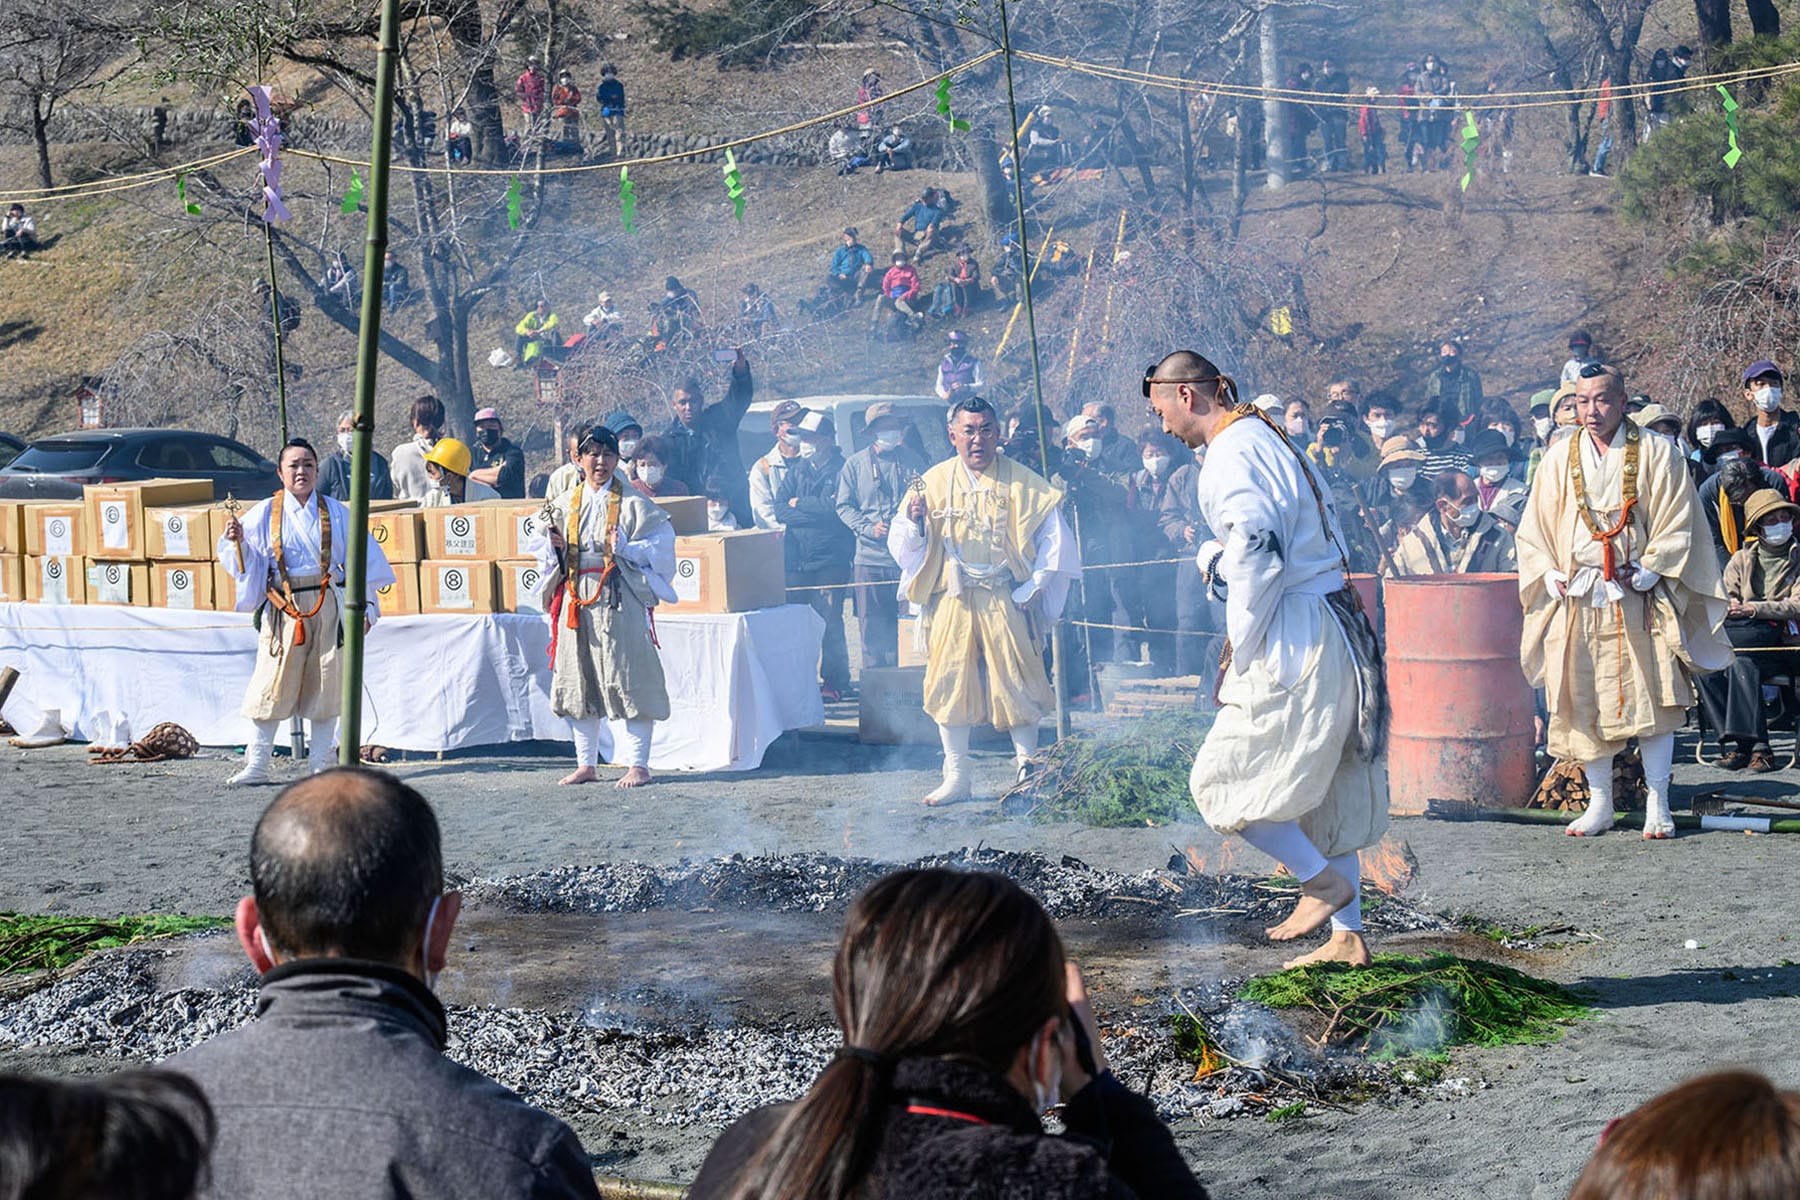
236,768,459,983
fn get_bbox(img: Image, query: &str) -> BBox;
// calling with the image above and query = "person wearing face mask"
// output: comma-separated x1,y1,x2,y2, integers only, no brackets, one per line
1361,391,1404,450
749,399,805,530
626,436,688,499
1057,414,1131,672
388,393,445,501
704,483,740,531
1697,489,1800,773
776,412,854,701
1424,340,1483,429
1743,361,1800,471
1388,470,1516,577
419,439,500,507
465,407,526,499
1698,428,1790,565
1465,429,1527,524
169,770,604,1199
1124,432,1187,673
934,329,985,403
1362,436,1434,557
1157,441,1224,676
1282,397,1314,446
689,868,1210,1200
1079,401,1142,478
837,403,927,670
1684,398,1737,487
317,408,393,502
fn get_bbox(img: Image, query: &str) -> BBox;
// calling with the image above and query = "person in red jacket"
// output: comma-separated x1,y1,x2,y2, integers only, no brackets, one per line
515,58,546,138
880,252,924,331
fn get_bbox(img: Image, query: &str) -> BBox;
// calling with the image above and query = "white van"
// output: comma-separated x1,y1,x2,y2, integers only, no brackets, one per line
735,394,952,468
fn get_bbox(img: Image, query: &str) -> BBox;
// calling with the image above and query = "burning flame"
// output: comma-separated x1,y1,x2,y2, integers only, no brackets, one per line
1183,842,1238,876
1362,835,1414,896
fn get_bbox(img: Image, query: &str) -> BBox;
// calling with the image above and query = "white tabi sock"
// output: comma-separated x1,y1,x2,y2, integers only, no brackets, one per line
926,723,973,803
1009,723,1039,777
308,718,338,774
570,717,604,769
618,718,654,769
1327,852,1364,933
229,719,279,786
1237,820,1330,883
1640,732,1675,838
1569,756,1617,835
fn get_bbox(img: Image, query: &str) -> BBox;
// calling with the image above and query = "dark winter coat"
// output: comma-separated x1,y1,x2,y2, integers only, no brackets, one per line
662,359,756,523
688,1056,1209,1200
169,960,600,1200
775,450,855,576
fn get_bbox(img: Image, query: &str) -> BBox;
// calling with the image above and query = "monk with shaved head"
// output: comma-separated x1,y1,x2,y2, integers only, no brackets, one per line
169,769,602,1199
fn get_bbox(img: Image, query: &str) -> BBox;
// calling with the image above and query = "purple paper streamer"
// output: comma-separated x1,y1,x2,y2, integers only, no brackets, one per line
249,85,290,223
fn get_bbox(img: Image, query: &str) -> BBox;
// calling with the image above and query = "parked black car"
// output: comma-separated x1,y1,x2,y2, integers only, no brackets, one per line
0,433,23,470
0,429,281,500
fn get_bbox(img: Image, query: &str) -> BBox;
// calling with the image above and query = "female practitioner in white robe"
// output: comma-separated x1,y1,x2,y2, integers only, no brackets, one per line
1147,351,1390,968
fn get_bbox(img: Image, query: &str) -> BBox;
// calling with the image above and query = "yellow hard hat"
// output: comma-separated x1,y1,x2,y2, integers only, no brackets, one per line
424,437,472,478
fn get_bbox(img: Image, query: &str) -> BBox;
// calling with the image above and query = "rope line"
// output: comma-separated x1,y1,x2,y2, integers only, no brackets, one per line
3,48,1795,204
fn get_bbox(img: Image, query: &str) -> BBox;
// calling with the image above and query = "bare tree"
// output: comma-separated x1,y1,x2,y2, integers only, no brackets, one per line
0,0,115,187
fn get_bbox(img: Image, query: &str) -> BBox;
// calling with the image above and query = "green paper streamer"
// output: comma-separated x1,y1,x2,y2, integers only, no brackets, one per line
504,175,523,230
935,75,970,132
340,169,364,214
175,171,200,215
1718,84,1742,169
619,165,638,234
722,149,745,222
1460,108,1479,192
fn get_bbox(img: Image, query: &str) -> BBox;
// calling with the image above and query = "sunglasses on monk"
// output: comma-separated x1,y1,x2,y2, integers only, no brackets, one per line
1142,370,1220,398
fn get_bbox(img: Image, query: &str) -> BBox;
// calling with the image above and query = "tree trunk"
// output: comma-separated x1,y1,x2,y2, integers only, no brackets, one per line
446,3,507,166
31,97,52,189
1745,0,1780,37
1259,9,1286,189
972,125,1013,230
1694,0,1732,44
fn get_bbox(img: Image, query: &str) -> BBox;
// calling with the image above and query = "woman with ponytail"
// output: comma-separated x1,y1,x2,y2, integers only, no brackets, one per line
688,868,1209,1200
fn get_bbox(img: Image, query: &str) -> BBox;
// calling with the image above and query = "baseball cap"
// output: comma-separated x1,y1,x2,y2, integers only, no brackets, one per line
473,407,500,423
1064,415,1100,440
1253,393,1283,413
798,410,835,437
1743,359,1783,384
863,401,900,426
843,226,858,238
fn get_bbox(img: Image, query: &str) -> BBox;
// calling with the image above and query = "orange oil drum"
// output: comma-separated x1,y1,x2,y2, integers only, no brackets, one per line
1382,573,1535,815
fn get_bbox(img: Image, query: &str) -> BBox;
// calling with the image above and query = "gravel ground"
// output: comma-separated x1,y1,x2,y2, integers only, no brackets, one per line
3,730,1799,1198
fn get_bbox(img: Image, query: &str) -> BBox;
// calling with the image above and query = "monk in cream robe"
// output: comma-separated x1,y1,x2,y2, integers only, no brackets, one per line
890,398,1079,804
529,424,675,788
1517,366,1730,837
1148,350,1389,968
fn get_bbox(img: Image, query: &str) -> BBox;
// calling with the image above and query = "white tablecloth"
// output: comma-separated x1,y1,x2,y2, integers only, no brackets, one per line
0,603,824,772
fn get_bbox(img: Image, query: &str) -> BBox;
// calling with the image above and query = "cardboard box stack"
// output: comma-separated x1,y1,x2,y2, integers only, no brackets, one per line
3,489,794,622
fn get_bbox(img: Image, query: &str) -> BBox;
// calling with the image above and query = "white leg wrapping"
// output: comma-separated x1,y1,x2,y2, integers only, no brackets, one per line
1641,732,1675,838
570,717,604,769
1327,852,1364,933
308,718,339,774
1238,820,1330,883
925,723,973,804
1569,755,1617,835
1009,723,1039,780
229,719,279,786
619,718,654,769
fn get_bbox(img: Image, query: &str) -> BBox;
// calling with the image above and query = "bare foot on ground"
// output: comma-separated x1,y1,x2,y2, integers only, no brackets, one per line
616,766,652,789
559,766,598,786
1282,931,1373,970
1265,871,1355,942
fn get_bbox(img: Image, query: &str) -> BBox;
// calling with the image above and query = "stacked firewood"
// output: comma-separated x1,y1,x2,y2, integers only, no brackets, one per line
1529,744,1647,812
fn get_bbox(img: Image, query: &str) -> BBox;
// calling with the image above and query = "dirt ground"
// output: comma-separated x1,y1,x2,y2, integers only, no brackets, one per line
2,727,1798,1198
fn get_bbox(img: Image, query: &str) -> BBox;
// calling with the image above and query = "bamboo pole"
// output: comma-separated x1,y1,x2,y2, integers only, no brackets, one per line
1424,799,1800,835
337,0,402,762
998,0,1067,740
263,222,290,444
990,221,1053,364
1063,246,1098,386
594,1176,686,1200
1096,207,1127,349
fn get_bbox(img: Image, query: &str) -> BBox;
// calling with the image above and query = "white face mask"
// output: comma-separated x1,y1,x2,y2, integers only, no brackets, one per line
1755,385,1785,412
1492,426,1516,446
1074,437,1100,458
337,432,354,456
618,438,641,458
707,502,729,523
799,441,821,459
1285,417,1309,438
780,431,803,449
1447,504,1482,529
1764,521,1795,546
873,429,905,451
1451,427,1466,445
1696,423,1724,447
639,463,666,487
1479,463,1509,484
1533,416,1555,440
1388,467,1418,492
1367,418,1393,441
420,895,443,991
1143,455,1171,476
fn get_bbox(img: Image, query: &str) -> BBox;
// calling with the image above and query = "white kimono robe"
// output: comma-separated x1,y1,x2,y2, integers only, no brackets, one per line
1187,415,1389,857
